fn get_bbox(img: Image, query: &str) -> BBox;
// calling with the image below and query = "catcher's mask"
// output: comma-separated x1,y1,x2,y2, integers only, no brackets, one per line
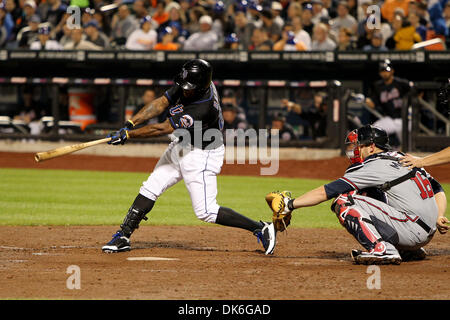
174,59,212,97
345,129,362,164
345,125,391,163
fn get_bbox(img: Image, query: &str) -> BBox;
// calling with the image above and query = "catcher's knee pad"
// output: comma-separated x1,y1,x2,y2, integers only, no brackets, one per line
340,206,382,252
332,192,356,225
120,194,155,237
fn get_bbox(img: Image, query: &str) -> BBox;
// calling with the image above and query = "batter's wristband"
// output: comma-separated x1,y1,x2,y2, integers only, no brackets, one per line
287,199,295,211
124,120,135,130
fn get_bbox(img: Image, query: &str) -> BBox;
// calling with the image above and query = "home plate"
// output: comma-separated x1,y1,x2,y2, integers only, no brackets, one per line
127,257,179,261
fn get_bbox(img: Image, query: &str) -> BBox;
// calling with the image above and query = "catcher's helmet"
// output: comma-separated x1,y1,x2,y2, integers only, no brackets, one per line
357,125,391,150
175,59,212,93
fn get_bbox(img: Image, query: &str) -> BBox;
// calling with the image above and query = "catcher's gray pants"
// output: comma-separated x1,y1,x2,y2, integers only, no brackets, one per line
334,193,436,251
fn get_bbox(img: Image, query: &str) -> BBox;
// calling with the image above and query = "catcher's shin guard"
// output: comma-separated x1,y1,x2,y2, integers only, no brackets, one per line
120,194,155,237
332,193,381,252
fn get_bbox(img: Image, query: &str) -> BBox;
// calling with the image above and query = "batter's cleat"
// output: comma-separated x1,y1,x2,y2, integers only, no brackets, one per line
255,222,276,255
399,248,427,261
102,231,131,253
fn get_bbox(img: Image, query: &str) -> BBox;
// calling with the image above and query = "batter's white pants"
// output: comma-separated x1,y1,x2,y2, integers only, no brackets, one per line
138,141,225,223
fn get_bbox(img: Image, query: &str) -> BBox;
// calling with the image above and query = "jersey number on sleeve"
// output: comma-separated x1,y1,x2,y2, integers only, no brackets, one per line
411,172,434,200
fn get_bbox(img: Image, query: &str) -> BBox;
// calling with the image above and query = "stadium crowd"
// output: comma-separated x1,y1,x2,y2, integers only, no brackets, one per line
0,0,449,51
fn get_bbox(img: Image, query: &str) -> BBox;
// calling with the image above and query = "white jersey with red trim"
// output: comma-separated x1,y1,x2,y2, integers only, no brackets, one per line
338,151,438,228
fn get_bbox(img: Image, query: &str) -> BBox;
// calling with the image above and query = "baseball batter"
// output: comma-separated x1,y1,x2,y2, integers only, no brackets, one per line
102,59,276,254
273,125,446,264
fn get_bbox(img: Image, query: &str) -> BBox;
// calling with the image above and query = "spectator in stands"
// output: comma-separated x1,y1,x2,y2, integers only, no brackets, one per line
154,26,179,50
291,15,311,50
125,15,157,50
222,32,239,50
183,15,218,50
0,4,7,47
85,20,110,49
166,1,187,28
281,92,328,140
132,0,149,21
247,1,263,27
30,25,62,49
39,0,66,29
0,1,13,42
260,8,282,43
362,31,388,51
249,27,273,50
301,3,315,36
385,14,404,49
211,0,227,45
381,0,412,23
18,14,40,48
110,4,138,46
443,2,450,29
81,8,95,27
287,1,302,23
186,5,207,35
311,0,329,25
311,22,336,50
393,17,422,50
336,27,356,50
16,0,38,33
408,11,427,41
271,1,284,28
63,26,102,50
152,1,169,26
270,112,297,142
233,10,254,50
167,20,188,46
330,1,357,34
365,59,411,145
274,28,307,51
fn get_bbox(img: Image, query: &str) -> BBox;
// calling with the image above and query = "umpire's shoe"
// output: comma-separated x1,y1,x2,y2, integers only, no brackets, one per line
102,231,131,253
255,222,276,255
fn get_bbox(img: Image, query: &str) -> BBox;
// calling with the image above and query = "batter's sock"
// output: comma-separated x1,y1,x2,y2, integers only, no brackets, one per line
120,193,155,238
216,207,264,233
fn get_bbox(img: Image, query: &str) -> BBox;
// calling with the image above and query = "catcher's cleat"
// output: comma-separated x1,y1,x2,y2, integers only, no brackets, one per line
399,248,427,261
351,248,402,265
102,231,131,253
255,222,276,255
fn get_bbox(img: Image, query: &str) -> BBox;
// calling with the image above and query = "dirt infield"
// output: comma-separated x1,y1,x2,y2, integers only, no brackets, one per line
0,152,449,300
1,226,449,300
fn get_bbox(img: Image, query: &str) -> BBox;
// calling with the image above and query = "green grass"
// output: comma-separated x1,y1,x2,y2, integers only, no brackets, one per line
1,168,449,229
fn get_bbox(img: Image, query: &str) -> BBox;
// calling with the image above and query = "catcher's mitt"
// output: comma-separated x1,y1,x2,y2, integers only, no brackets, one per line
265,191,293,232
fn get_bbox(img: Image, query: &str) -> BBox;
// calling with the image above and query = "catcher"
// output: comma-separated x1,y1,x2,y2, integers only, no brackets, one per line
266,125,447,264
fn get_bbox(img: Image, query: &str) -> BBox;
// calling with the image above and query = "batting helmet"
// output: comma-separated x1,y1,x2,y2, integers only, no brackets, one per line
174,59,212,93
356,125,391,150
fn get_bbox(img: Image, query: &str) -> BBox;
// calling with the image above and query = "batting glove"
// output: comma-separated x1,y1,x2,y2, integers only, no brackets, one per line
107,128,129,145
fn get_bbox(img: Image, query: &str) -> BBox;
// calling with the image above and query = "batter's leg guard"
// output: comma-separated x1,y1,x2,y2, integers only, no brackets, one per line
120,193,155,237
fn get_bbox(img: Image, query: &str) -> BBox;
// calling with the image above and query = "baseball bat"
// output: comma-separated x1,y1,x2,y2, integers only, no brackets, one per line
34,137,112,162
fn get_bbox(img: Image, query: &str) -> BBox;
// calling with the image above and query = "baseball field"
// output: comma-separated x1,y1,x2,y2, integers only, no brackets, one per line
1,151,449,300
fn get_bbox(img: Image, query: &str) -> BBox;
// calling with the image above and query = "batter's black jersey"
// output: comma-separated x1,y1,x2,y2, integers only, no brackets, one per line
370,77,411,119
164,83,224,149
